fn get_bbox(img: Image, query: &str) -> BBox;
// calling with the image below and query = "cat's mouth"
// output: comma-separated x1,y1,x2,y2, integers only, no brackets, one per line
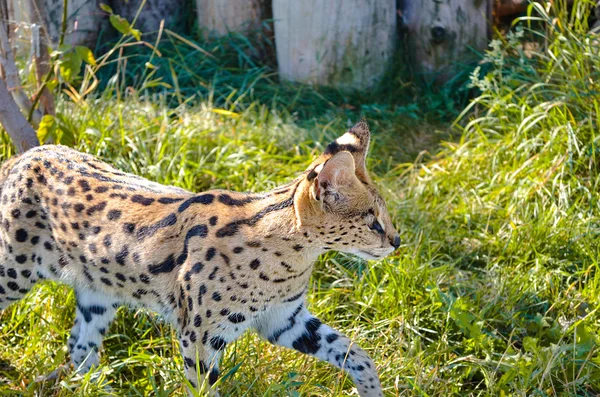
357,250,385,260
356,246,396,260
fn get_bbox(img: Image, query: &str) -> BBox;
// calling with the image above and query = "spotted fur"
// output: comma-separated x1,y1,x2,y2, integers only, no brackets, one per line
0,120,399,396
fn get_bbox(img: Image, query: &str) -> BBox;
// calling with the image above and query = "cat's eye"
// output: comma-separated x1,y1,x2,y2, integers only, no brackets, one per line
370,220,384,234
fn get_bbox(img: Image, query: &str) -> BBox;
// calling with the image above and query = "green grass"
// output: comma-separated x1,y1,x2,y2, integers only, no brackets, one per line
2,1,600,396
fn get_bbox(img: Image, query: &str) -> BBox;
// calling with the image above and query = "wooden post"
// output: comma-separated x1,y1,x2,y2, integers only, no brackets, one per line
196,0,261,37
401,0,493,82
273,0,396,90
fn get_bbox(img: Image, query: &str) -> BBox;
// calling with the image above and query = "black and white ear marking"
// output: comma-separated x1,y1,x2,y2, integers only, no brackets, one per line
323,119,371,175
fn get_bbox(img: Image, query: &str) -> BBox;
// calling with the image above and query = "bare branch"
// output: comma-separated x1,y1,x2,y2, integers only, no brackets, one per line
28,0,55,116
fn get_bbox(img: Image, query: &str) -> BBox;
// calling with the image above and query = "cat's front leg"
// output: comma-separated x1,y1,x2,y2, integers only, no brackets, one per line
255,302,383,397
178,326,224,397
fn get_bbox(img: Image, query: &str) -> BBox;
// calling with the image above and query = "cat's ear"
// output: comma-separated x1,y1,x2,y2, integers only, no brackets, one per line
322,118,370,177
310,151,356,202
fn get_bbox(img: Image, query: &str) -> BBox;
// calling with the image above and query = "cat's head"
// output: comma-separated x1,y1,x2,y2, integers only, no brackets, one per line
297,120,400,260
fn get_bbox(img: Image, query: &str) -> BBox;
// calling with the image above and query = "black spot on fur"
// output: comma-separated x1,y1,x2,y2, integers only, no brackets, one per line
249,259,260,270
215,197,294,238
86,201,107,216
157,197,183,204
78,179,91,192
136,213,177,240
116,245,129,266
123,223,135,234
259,272,270,281
210,336,227,351
292,318,322,354
293,244,304,251
228,313,246,324
209,369,219,385
176,224,209,265
131,195,155,206
205,247,216,261
148,254,176,274
15,229,28,242
326,334,339,344
77,304,106,323
192,262,204,273
178,194,215,212
107,209,122,220
220,253,230,266
218,193,264,206
284,290,306,303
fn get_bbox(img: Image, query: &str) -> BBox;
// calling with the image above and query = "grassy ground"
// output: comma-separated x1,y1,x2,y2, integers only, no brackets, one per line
1,1,600,396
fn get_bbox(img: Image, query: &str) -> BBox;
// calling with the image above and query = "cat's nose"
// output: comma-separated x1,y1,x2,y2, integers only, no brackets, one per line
390,235,401,249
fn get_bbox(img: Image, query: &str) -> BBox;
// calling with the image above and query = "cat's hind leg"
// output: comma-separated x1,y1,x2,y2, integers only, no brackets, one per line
69,289,119,373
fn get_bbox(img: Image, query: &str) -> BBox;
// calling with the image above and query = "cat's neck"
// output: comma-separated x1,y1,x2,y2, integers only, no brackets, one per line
209,180,324,269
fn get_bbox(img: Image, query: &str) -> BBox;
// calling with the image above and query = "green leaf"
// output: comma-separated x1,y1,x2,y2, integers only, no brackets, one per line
75,46,96,66
50,43,72,57
56,124,76,147
109,14,131,36
130,27,141,41
99,3,113,13
46,78,58,91
109,14,141,40
36,114,55,143
523,336,538,353
58,51,82,83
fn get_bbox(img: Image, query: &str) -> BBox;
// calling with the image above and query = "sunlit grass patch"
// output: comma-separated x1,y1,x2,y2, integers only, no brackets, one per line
1,1,600,396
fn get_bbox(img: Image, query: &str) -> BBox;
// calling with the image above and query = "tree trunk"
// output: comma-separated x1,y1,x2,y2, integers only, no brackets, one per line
273,0,396,90
111,0,187,35
0,77,39,152
196,0,261,38
38,0,106,48
401,0,493,82
8,0,105,48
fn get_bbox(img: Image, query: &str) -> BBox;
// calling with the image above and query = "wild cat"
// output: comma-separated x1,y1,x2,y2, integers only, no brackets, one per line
0,119,399,396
